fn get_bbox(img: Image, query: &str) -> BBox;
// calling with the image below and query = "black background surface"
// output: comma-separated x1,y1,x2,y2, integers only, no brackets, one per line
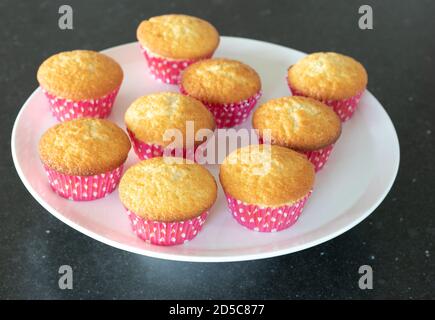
1,0,434,299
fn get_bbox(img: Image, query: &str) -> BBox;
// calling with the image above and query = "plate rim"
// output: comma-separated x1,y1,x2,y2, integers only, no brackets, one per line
11,36,400,262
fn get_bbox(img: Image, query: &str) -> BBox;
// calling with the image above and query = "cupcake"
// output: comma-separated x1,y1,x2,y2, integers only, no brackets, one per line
38,118,131,200
37,50,123,122
137,14,220,84
220,145,315,232
119,158,217,245
180,58,262,128
253,96,341,171
287,52,368,121
125,92,215,161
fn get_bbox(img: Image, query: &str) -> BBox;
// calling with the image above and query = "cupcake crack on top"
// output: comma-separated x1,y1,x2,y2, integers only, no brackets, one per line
37,50,123,101
287,52,367,101
136,14,220,60
253,96,341,151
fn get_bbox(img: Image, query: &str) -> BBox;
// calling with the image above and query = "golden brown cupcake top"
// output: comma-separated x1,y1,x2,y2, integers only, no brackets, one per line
125,92,215,148
39,118,131,176
119,158,217,221
181,58,262,104
253,96,341,151
219,145,314,207
37,50,123,100
287,52,368,100
136,14,220,60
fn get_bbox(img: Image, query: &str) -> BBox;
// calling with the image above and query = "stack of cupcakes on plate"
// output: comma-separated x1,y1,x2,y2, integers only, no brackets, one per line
35,12,369,245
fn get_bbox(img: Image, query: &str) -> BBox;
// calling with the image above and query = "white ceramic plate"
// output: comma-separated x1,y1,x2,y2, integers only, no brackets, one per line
11,37,400,262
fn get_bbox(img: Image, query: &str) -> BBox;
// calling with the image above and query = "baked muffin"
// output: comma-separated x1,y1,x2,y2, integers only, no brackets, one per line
137,14,220,84
220,145,314,232
37,50,123,122
125,92,215,162
287,52,368,121
180,58,262,128
119,157,217,245
253,96,341,171
39,118,131,200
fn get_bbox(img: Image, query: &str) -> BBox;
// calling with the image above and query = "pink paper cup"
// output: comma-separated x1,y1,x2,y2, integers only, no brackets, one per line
287,80,364,122
180,86,262,128
301,144,334,172
41,87,120,122
126,210,208,245
140,45,212,85
43,165,124,201
127,129,206,162
226,192,311,232
258,136,334,172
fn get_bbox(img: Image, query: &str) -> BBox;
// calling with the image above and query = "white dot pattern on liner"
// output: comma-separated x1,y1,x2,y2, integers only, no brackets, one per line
140,45,211,85
287,79,364,122
302,144,334,172
226,192,312,232
180,86,262,128
41,87,120,122
127,128,206,162
43,165,124,201
258,137,334,172
126,210,208,246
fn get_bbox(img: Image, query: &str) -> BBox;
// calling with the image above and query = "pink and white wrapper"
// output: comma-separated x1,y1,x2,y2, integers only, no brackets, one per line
42,87,120,122
127,129,205,162
301,144,334,172
287,80,364,122
258,137,334,172
226,192,311,232
180,86,262,128
126,210,208,245
43,165,124,201
140,45,212,85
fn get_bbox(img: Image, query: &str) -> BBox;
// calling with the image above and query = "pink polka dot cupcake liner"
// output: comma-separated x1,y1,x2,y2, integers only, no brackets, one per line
226,192,311,232
287,80,364,122
140,45,212,85
41,87,120,122
126,210,208,245
127,129,206,162
301,144,334,172
258,137,334,172
180,86,262,128
43,165,124,201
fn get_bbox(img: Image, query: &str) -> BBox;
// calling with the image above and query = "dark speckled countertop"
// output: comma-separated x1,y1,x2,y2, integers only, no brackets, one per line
1,0,434,299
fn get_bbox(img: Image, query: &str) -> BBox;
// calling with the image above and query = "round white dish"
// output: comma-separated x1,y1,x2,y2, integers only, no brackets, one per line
11,37,400,262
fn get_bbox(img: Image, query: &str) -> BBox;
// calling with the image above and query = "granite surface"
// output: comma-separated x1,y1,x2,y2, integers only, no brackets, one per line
0,0,434,299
